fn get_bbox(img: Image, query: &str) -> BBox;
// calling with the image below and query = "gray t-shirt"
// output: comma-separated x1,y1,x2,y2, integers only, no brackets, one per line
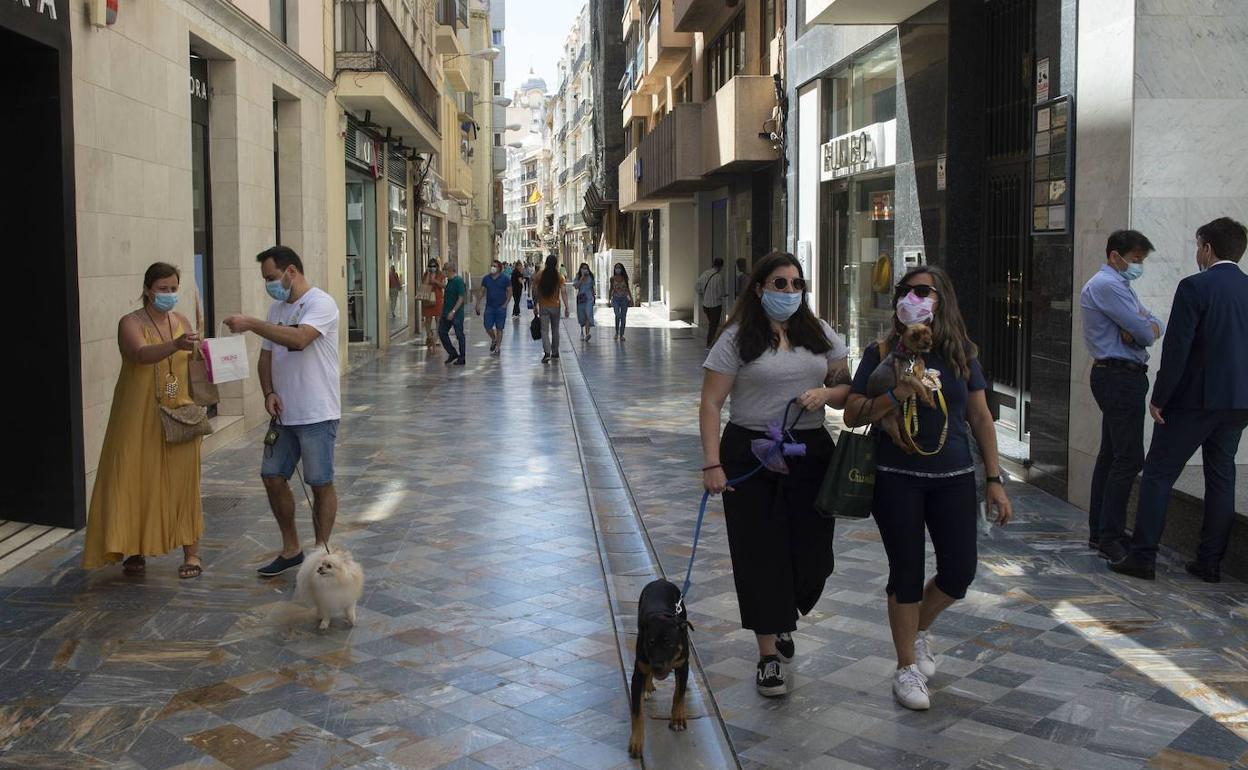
704,320,848,430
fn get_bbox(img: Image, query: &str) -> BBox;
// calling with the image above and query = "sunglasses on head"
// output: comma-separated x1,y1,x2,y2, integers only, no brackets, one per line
764,277,807,292
900,284,938,299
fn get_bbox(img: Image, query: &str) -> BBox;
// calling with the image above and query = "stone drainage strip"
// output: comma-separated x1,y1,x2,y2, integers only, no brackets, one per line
557,324,740,769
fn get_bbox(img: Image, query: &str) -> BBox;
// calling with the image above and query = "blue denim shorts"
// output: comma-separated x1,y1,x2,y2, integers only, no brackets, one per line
260,419,339,487
483,305,508,330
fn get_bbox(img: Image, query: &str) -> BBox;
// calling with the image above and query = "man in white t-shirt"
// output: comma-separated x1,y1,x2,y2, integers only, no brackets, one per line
224,246,342,577
696,258,729,348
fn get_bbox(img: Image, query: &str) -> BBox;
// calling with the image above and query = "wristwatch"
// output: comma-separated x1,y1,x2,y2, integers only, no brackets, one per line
985,475,1004,486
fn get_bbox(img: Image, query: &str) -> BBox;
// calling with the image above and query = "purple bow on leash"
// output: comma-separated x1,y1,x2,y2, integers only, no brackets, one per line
750,420,806,474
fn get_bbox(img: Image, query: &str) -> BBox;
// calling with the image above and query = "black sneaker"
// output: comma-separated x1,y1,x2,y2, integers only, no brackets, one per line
756,655,786,697
1108,553,1155,580
454,358,466,366
1099,540,1128,563
1185,561,1221,583
551,353,560,360
775,632,795,663
256,551,304,577
444,354,457,364
541,354,551,363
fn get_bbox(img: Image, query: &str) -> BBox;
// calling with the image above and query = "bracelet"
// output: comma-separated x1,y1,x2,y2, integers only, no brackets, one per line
702,464,722,472
986,476,1003,485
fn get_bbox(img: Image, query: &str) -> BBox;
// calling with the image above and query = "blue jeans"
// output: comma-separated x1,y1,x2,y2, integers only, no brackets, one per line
612,297,629,336
439,316,465,359
260,419,339,486
483,305,507,330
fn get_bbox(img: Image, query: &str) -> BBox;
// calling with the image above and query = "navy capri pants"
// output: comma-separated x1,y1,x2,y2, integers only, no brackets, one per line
872,470,978,604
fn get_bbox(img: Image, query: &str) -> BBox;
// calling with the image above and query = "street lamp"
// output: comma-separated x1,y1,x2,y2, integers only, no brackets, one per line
444,47,501,63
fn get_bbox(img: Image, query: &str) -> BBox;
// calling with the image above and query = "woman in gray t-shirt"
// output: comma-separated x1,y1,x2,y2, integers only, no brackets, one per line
699,251,851,698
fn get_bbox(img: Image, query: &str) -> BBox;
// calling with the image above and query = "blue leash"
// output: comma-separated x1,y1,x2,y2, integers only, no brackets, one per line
680,400,804,600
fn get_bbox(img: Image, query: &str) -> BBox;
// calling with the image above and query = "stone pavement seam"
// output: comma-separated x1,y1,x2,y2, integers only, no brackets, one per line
558,320,741,770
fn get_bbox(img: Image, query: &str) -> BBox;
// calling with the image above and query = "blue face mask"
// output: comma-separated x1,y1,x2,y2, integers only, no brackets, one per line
151,292,177,312
761,289,803,321
266,276,291,302
1121,262,1144,282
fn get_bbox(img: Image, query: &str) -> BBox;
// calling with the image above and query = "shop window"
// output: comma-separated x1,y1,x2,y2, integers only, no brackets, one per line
761,0,776,75
851,35,898,130
388,182,409,334
704,12,746,96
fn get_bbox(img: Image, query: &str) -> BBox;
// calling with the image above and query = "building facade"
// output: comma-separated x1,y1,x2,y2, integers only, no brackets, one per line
500,76,552,266
586,0,635,288
551,4,595,273
617,0,785,318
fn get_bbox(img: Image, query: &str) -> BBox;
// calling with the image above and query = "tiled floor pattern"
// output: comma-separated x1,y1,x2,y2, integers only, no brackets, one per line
568,324,1248,770
0,316,639,770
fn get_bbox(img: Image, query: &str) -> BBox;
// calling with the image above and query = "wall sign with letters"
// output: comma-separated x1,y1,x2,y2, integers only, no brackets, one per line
819,119,897,182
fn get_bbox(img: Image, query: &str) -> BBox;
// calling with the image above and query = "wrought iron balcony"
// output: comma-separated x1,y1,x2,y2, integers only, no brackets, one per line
335,0,439,133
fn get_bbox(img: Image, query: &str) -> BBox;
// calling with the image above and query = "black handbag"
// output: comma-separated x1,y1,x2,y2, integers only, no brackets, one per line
530,315,542,340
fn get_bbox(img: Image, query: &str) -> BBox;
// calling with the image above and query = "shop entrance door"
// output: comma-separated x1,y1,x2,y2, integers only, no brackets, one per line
346,176,377,344
818,181,849,335
0,25,84,528
980,0,1035,445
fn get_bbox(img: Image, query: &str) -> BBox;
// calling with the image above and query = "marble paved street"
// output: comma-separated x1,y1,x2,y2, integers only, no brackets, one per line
0,309,1247,770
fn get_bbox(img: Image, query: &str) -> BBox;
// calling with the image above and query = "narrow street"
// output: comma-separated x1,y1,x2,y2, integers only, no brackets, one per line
1,314,1246,770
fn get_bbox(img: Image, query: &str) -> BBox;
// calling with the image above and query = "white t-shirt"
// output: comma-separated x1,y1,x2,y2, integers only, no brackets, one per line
697,268,727,308
262,287,341,426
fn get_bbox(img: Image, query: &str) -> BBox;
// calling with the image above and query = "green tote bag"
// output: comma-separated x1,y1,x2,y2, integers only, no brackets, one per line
815,424,876,520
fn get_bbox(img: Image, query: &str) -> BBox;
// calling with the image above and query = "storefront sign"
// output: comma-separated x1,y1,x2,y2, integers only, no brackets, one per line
13,0,60,21
820,119,896,182
189,57,209,126
1031,95,1071,235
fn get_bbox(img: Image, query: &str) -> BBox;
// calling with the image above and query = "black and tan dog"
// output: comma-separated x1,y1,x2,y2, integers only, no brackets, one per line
628,578,692,758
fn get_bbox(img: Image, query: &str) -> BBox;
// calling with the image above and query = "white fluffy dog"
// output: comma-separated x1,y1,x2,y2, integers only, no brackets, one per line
294,547,365,630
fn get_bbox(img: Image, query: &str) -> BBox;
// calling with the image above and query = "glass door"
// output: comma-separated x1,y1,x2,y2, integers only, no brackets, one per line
840,172,896,368
345,177,377,344
388,182,409,334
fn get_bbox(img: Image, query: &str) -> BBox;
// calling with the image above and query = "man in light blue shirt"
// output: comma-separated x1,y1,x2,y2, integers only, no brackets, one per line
1079,230,1166,562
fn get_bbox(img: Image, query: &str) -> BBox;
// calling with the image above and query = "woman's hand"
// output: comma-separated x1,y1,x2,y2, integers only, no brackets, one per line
703,466,732,495
796,388,829,412
987,482,1012,526
174,332,200,352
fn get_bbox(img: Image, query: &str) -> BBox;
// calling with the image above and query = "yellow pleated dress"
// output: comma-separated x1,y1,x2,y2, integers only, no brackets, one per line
82,312,204,569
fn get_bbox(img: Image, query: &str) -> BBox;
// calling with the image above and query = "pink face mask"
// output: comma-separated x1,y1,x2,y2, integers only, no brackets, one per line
896,291,936,325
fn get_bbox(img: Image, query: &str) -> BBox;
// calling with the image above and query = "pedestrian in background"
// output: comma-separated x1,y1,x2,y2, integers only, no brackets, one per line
83,263,204,578
574,262,595,341
609,262,634,341
736,257,749,298
1079,230,1165,562
476,259,512,357
224,246,342,578
700,251,851,698
534,254,569,364
696,258,728,347
420,258,445,350
439,262,467,365
511,260,525,318
1112,217,1248,583
844,265,1011,712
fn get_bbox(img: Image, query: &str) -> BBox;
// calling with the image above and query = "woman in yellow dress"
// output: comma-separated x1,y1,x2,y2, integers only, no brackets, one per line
83,263,205,578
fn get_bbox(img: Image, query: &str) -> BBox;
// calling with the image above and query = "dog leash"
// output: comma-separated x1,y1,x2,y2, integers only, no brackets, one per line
267,415,331,554
680,400,805,603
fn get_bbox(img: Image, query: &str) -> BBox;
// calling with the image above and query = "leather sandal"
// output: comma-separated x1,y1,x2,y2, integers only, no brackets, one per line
122,556,146,576
178,559,203,579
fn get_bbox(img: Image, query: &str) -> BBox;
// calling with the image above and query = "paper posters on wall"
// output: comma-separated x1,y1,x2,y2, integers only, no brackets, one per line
1036,57,1050,103
936,154,947,191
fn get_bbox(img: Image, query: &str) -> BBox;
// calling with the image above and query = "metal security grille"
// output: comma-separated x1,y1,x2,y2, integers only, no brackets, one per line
980,0,1035,398
387,152,406,185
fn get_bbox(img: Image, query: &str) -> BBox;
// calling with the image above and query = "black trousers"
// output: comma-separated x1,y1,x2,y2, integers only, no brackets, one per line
1130,408,1248,565
703,305,723,345
872,471,978,604
512,291,523,316
720,423,835,634
1088,364,1148,545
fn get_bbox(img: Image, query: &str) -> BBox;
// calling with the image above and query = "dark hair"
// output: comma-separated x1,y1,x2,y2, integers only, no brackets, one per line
736,258,747,271
1105,230,1155,259
613,262,630,284
888,265,978,380
711,258,724,269
537,254,560,298
578,263,592,279
720,251,832,364
140,262,180,304
256,245,304,274
1196,217,1248,262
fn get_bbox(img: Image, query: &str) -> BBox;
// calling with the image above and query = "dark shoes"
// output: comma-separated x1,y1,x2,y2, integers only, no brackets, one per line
541,354,551,363
1098,540,1129,563
775,632,795,663
454,357,466,366
257,551,304,577
1108,553,1155,581
756,655,786,697
1185,561,1221,583
444,353,458,364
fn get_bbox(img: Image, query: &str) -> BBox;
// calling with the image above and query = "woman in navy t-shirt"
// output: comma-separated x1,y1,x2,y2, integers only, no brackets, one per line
846,265,1012,712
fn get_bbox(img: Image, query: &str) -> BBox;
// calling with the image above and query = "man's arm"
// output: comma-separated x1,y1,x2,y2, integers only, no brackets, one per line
1089,280,1160,346
1151,279,1201,414
259,349,274,395
447,287,465,318
225,315,321,351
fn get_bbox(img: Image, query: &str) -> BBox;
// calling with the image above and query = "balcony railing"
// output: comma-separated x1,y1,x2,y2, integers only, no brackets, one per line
336,0,439,131
635,103,703,200
436,0,468,27
574,156,588,175
559,169,569,185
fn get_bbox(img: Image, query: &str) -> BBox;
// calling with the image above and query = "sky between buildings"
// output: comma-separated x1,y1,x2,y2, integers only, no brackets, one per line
504,0,585,96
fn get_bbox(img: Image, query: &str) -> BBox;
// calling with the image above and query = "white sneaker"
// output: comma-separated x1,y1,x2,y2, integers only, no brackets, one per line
914,631,936,678
892,664,931,710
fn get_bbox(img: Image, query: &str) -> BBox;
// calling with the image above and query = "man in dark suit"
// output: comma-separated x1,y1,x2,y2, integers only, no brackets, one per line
1112,217,1248,583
